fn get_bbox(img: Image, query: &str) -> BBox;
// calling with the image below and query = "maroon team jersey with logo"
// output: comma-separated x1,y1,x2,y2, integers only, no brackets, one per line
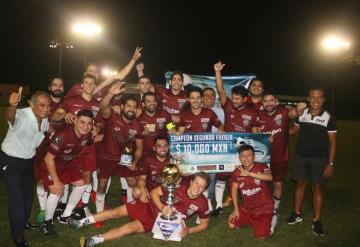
223,98,259,132
155,87,188,115
179,108,222,132
64,83,110,102
41,126,92,169
97,111,144,161
138,109,171,155
232,163,273,215
49,100,64,131
138,153,170,192
258,106,289,162
245,97,263,112
149,182,210,220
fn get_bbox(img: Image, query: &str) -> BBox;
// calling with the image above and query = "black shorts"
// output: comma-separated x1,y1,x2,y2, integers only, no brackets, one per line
292,154,328,185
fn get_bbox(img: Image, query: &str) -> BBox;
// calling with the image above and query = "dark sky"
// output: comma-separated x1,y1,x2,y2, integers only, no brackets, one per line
1,0,360,116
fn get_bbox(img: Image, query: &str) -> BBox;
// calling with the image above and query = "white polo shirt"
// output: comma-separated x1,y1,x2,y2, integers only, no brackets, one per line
1,107,49,159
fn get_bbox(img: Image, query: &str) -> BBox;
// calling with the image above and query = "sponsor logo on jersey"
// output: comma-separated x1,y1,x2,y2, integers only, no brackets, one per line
275,114,283,126
129,129,137,140
242,187,261,196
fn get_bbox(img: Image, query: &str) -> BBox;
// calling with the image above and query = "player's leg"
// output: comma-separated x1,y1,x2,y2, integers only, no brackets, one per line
125,176,137,202
36,180,48,224
96,178,109,213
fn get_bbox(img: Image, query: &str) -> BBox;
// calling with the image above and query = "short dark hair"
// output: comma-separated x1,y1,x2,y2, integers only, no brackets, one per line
82,74,97,82
142,92,157,103
308,86,325,96
121,94,138,106
248,78,265,90
237,144,255,155
262,89,278,99
191,172,211,190
138,75,151,83
202,87,216,95
154,135,169,145
187,86,203,98
49,77,64,87
171,70,184,81
231,85,248,98
76,109,94,119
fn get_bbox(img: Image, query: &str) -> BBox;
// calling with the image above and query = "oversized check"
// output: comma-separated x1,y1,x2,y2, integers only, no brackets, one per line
169,132,270,174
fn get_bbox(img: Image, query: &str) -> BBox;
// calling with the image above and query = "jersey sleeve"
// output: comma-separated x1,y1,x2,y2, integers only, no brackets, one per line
47,133,66,156
327,115,337,132
59,99,71,113
198,198,210,219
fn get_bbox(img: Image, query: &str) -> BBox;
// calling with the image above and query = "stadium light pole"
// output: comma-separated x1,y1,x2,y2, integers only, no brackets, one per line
321,35,351,113
72,22,102,71
49,40,74,76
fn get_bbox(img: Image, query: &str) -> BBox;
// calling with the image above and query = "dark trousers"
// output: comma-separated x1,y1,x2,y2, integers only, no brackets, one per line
0,152,34,240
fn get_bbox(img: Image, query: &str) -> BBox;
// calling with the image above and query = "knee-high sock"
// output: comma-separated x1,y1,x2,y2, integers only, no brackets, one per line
273,197,281,213
45,193,61,220
203,189,213,211
60,184,69,204
63,184,87,217
79,215,96,227
127,187,134,202
96,192,106,213
215,180,226,209
120,177,128,190
105,177,111,194
81,184,92,204
92,171,98,192
37,183,48,210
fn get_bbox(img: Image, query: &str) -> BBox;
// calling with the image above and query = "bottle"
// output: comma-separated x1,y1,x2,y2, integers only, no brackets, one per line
119,145,133,166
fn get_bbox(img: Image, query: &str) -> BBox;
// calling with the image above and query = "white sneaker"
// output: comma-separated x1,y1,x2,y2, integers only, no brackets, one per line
270,213,279,235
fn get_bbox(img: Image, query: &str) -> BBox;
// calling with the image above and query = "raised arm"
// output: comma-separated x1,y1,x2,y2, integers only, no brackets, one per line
214,61,227,106
6,87,22,125
100,82,125,119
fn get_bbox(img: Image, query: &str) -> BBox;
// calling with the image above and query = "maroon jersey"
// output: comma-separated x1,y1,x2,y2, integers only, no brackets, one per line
245,96,263,112
223,98,259,132
64,83,110,102
98,111,144,161
258,106,289,162
155,87,187,115
41,125,92,169
138,109,171,155
232,163,273,215
49,99,65,131
179,108,222,132
138,153,170,192
149,181,210,220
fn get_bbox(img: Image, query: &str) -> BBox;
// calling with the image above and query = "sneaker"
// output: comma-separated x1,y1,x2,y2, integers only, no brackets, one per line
120,189,127,204
58,215,70,224
72,207,86,220
286,212,303,225
222,196,232,207
25,222,40,230
68,218,82,229
94,221,104,229
43,220,57,237
80,237,95,247
312,220,325,236
211,207,223,217
270,213,279,235
53,203,66,220
37,210,46,224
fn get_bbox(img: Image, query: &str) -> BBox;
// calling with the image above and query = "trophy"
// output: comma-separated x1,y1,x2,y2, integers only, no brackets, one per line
152,163,183,241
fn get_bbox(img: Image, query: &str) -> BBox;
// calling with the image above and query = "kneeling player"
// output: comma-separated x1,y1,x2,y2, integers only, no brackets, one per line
70,172,211,246
228,145,273,240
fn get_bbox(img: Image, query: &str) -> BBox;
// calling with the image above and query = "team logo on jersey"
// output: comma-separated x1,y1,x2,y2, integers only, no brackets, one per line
157,118,166,129
275,114,283,126
54,136,62,144
178,99,186,109
81,140,88,146
242,115,251,127
186,204,199,216
254,178,261,185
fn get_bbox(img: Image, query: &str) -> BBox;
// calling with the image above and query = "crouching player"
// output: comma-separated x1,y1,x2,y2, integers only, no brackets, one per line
69,172,211,246
228,145,274,239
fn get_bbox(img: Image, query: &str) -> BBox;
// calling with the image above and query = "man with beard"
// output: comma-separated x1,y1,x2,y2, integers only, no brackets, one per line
95,83,144,221
138,92,171,156
212,61,260,215
258,90,306,233
245,78,264,111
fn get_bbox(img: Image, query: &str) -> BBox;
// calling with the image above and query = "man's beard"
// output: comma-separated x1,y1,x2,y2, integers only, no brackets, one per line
123,111,135,120
145,105,156,114
50,90,64,98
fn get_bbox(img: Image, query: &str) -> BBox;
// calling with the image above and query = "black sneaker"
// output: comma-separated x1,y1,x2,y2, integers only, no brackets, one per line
72,207,86,220
286,212,303,225
312,220,325,236
58,215,70,224
211,207,223,217
13,237,29,247
43,220,57,237
25,222,40,230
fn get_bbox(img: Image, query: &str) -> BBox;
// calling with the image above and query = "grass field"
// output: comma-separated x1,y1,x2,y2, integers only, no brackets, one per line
0,108,359,246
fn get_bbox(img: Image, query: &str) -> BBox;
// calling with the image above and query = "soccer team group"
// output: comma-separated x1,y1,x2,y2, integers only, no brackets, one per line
3,47,337,246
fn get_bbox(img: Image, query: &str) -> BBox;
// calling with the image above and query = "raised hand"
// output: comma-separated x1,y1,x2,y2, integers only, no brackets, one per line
214,61,225,72
136,63,144,72
9,87,22,106
109,82,126,95
132,47,143,61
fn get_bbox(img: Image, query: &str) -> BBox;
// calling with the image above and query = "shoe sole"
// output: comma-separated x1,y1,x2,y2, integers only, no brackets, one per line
287,218,303,225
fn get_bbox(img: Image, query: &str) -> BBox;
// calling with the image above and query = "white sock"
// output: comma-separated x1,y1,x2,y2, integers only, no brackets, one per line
92,171,98,192
273,197,281,213
62,184,87,217
127,187,134,202
81,184,92,205
91,234,104,245
208,199,213,212
60,184,69,204
45,193,61,220
37,183,48,210
105,177,111,194
120,177,128,190
215,180,226,209
96,192,106,213
79,215,96,227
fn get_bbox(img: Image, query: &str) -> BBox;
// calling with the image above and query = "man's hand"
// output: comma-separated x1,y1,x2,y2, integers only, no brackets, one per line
139,189,150,203
109,82,126,96
136,63,144,72
323,165,334,178
132,47,143,61
296,102,307,114
51,180,64,196
179,220,189,237
128,163,137,171
9,87,22,106
161,205,172,216
228,210,240,223
214,61,225,72
64,113,75,124
239,166,251,177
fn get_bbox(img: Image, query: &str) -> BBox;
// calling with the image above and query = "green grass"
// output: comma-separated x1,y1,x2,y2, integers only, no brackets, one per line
1,109,360,246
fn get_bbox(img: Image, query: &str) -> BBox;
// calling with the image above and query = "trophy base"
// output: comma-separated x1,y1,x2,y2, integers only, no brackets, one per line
152,213,182,242
160,214,177,221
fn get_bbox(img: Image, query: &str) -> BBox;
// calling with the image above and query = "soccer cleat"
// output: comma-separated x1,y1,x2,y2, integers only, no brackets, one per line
94,221,104,229
312,220,325,237
72,207,87,220
222,196,232,207
25,222,40,230
270,213,279,235
68,218,82,229
43,220,57,237
57,215,70,224
211,207,223,217
53,203,66,220
37,210,46,224
286,212,303,225
80,237,95,247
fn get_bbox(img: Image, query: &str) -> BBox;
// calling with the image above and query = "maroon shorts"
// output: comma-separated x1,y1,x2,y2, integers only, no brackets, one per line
97,157,139,179
270,161,288,182
41,163,82,191
230,207,272,238
77,144,97,172
126,199,156,232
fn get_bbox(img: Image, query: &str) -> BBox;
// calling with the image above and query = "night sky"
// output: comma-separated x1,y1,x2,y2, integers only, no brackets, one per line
1,0,360,117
